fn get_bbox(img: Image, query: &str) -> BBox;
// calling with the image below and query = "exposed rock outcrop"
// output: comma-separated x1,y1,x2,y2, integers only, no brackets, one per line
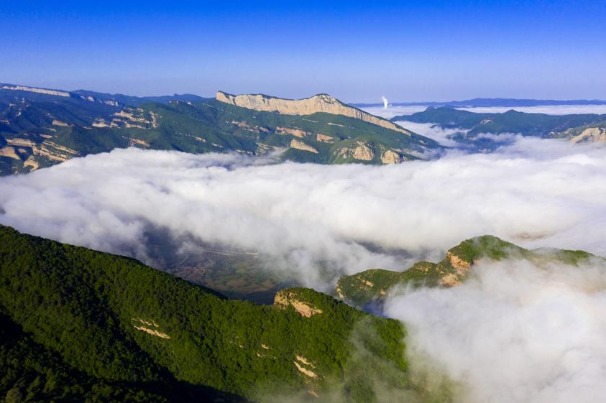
216,91,411,135
1,84,70,97
92,108,158,129
381,149,401,164
290,139,319,154
352,143,374,161
570,127,606,143
316,133,334,143
440,251,473,286
23,156,39,171
335,142,379,162
132,318,170,339
276,126,308,138
0,147,20,160
274,291,323,317
447,251,472,272
294,355,319,378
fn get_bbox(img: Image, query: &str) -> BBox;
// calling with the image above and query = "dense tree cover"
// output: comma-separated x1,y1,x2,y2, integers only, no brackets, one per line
337,235,602,306
0,225,410,401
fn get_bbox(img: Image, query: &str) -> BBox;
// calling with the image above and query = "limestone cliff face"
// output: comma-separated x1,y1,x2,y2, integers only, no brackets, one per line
290,139,319,154
570,127,606,144
216,91,411,135
274,291,323,318
381,149,400,164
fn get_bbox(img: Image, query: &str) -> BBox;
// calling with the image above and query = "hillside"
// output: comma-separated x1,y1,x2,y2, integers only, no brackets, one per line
337,235,600,307
0,84,440,175
553,121,606,143
0,225,411,402
392,107,606,149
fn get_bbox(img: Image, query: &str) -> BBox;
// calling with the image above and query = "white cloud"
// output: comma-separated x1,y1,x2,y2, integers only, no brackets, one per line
392,121,463,147
2,138,606,399
1,138,606,289
361,105,429,119
384,258,606,403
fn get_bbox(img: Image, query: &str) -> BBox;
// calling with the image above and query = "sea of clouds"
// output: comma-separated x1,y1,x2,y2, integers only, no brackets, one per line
3,136,606,401
2,138,606,286
386,258,606,402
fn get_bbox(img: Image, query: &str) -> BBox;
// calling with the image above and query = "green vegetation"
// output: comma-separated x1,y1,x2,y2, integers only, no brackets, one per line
392,106,606,150
0,225,410,401
337,235,603,307
396,107,606,139
0,87,440,175
552,120,606,142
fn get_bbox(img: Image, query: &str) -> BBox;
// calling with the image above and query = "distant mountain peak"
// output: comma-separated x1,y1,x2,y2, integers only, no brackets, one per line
216,90,411,135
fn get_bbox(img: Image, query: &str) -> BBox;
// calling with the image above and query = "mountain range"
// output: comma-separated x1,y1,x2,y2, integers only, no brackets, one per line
2,224,601,401
3,83,606,401
393,107,606,150
0,83,438,176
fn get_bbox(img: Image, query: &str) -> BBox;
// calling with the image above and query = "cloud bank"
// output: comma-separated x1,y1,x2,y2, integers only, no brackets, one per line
361,105,429,119
391,121,463,147
1,138,606,289
385,258,606,402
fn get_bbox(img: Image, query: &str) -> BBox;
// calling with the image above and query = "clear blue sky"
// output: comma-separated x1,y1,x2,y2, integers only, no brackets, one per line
1,0,605,102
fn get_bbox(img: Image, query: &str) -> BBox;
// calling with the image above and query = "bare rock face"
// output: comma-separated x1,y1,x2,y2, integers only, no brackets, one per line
316,133,334,143
447,251,472,272
274,291,323,318
290,139,319,154
440,252,473,286
0,147,20,160
570,127,606,144
216,91,411,135
277,127,308,138
381,149,400,164
352,143,374,161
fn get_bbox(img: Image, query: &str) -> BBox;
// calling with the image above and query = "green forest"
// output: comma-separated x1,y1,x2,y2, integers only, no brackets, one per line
0,225,411,402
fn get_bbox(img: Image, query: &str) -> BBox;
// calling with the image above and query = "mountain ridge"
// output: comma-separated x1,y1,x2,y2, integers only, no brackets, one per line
216,90,411,135
337,235,601,307
0,83,440,175
356,97,606,108
0,224,411,401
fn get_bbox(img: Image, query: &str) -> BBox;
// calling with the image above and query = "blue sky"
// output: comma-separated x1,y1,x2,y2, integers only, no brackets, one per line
1,0,605,102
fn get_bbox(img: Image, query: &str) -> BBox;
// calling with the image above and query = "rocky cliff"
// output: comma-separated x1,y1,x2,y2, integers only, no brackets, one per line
570,127,606,143
216,91,411,135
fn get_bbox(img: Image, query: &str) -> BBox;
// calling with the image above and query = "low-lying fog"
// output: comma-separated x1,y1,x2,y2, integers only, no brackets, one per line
2,136,606,402
1,137,606,287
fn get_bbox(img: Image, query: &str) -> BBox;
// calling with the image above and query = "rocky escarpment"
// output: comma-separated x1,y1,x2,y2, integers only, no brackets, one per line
216,91,411,135
570,127,606,143
274,290,323,318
